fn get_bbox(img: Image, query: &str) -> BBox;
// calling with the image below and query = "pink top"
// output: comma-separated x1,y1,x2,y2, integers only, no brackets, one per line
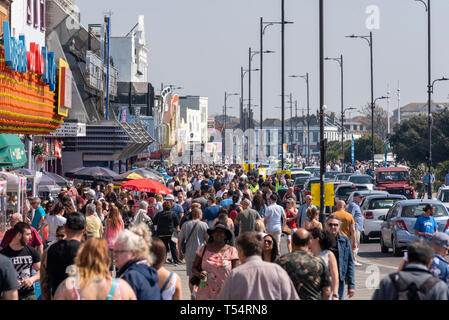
105,218,124,249
195,244,239,300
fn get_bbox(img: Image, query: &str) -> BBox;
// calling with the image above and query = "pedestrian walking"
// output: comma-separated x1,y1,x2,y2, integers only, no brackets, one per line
53,238,136,300
0,222,40,300
414,204,438,241
105,205,125,271
177,207,209,299
85,203,103,239
45,212,85,299
261,234,279,263
332,200,356,251
325,215,355,300
153,199,181,265
191,223,239,300
219,232,298,300
264,194,286,254
114,224,161,300
346,192,364,266
150,237,183,300
235,198,262,234
276,229,331,300
303,207,322,232
372,239,449,300
297,195,317,228
310,228,340,300
0,253,19,300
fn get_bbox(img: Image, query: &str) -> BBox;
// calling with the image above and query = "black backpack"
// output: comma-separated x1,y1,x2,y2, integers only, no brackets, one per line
389,270,440,300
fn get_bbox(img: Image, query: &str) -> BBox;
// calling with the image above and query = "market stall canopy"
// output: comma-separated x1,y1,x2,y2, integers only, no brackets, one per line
0,171,21,192
0,134,27,169
43,171,70,187
122,179,172,195
121,168,164,183
65,166,124,181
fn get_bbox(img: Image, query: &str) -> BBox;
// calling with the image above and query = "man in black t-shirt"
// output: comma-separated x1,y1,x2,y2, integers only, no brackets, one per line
0,222,40,300
44,212,86,298
153,199,180,264
0,253,19,300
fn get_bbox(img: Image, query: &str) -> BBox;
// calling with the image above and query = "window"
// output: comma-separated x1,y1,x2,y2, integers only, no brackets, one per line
368,199,398,210
401,204,447,218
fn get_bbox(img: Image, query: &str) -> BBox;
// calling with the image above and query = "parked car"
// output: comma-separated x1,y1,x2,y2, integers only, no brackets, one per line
379,200,449,256
348,174,374,190
360,194,407,242
335,173,352,181
334,183,369,203
374,167,415,199
290,170,312,180
304,166,321,177
437,185,449,210
347,190,389,207
294,176,311,204
324,171,339,180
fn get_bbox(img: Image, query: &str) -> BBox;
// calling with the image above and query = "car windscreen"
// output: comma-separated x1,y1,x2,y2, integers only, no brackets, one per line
377,171,409,181
401,204,447,218
292,173,311,179
349,176,373,184
295,177,309,185
337,186,368,197
368,198,400,210
336,174,351,181
439,190,449,203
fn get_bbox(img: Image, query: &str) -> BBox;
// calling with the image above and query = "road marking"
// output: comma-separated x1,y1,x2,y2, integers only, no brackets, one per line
357,256,398,270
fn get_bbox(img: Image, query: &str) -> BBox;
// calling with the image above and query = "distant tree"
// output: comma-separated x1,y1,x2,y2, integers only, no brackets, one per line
344,134,386,162
359,103,389,140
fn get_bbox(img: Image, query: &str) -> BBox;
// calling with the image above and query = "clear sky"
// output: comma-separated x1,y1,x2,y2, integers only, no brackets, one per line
75,0,449,121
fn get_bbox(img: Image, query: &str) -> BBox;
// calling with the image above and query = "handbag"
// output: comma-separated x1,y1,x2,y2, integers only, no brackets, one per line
190,245,207,286
182,221,199,254
282,224,292,235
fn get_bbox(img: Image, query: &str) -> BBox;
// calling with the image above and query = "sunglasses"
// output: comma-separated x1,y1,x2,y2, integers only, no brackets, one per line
327,223,339,227
56,234,65,238
264,240,273,244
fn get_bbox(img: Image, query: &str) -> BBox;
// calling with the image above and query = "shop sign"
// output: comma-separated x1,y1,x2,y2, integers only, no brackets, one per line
3,21,56,91
49,122,86,137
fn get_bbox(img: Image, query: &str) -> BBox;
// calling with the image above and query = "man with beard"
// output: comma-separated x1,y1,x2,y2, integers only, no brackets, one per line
0,222,40,300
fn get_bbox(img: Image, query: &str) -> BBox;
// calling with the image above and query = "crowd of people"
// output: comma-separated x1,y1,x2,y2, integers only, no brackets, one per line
0,163,448,301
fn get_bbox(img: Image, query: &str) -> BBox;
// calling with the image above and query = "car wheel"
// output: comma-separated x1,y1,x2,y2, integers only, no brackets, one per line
380,235,389,253
361,232,369,243
392,237,402,257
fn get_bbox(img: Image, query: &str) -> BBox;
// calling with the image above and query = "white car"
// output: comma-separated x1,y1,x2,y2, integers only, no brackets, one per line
304,166,320,177
290,170,312,180
437,185,449,211
348,174,374,191
360,194,407,242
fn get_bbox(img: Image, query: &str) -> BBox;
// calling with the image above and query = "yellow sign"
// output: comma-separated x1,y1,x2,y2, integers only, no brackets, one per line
243,164,249,173
276,170,291,176
283,143,288,152
57,58,72,117
311,183,335,207
258,168,267,179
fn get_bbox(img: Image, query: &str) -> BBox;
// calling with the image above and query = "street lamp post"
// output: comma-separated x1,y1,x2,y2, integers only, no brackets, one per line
342,107,356,158
346,32,375,171
223,92,239,164
240,67,260,131
289,73,310,165
324,55,344,162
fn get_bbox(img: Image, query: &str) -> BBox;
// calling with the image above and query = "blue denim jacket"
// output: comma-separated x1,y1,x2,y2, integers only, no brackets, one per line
337,233,355,289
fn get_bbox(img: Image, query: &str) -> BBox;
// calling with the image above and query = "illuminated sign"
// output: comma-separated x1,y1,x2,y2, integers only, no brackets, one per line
57,58,72,117
2,21,56,91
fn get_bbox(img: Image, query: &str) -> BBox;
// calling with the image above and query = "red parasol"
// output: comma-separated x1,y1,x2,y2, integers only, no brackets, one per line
121,179,172,195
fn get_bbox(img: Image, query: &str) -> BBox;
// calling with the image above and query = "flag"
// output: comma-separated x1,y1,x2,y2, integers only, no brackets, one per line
351,134,355,166
384,139,389,167
54,140,62,158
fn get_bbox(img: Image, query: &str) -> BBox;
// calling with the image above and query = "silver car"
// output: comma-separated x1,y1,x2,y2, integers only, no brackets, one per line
379,200,449,256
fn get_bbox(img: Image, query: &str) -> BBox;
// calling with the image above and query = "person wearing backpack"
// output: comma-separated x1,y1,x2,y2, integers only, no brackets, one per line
372,238,449,300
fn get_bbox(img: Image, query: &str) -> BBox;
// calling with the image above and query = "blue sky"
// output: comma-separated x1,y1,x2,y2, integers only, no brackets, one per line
75,0,449,120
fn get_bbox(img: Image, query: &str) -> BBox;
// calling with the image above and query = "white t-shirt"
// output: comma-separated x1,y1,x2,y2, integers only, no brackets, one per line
264,203,285,232
43,215,67,242
217,189,228,199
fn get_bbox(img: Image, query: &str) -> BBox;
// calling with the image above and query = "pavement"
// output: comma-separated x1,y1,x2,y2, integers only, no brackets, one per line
165,234,400,300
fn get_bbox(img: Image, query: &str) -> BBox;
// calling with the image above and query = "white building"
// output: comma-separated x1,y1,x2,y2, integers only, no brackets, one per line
179,96,208,145
11,0,46,48
110,15,149,83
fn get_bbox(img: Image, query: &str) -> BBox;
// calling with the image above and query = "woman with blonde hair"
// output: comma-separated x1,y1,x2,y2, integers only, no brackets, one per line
53,238,136,300
115,224,161,300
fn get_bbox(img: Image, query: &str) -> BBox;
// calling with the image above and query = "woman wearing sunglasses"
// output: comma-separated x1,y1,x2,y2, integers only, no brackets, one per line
261,234,279,263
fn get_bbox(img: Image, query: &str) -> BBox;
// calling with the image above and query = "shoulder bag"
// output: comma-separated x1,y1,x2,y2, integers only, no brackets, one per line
190,245,207,286
182,221,199,254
